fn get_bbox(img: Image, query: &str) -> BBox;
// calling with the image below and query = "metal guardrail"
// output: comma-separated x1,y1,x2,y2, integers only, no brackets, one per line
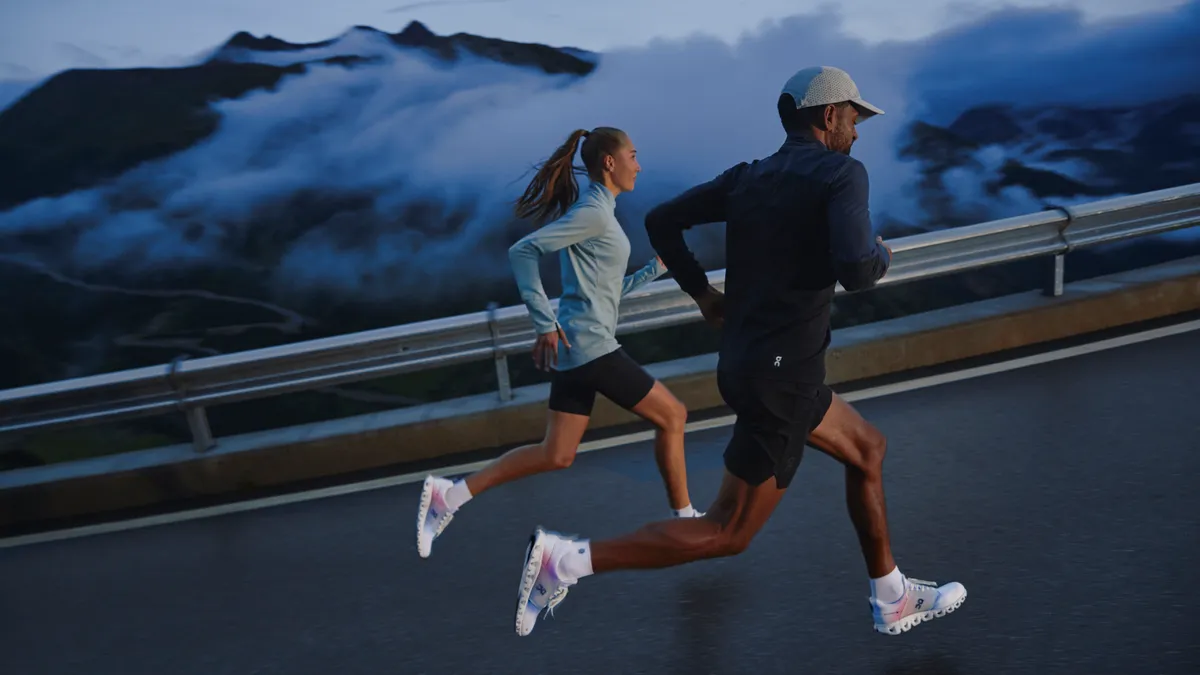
2,182,1199,451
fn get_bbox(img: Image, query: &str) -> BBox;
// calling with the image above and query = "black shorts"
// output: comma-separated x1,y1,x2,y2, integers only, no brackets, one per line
548,348,657,416
718,370,833,490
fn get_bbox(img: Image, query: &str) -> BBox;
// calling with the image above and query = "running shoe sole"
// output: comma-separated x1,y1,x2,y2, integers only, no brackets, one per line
873,590,968,636
416,477,435,559
515,527,547,636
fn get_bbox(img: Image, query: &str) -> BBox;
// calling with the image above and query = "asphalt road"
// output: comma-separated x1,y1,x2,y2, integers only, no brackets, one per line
2,330,1199,675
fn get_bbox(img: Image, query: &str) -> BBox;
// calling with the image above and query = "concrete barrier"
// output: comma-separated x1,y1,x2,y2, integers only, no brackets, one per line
3,255,1199,530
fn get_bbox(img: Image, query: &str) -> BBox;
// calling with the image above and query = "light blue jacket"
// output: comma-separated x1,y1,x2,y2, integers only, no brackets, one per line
508,180,668,371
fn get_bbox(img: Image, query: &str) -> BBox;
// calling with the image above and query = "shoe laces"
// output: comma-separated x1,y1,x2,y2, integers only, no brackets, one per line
906,577,938,591
544,587,569,618
538,542,572,620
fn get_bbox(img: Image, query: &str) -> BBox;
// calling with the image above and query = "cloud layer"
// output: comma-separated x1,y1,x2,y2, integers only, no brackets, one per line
1,2,1197,303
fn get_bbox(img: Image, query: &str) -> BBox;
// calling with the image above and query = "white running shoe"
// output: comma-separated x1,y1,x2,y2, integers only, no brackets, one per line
515,527,579,637
415,475,455,558
870,576,968,635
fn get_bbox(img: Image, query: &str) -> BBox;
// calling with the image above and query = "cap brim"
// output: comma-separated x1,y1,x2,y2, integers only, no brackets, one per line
849,98,884,122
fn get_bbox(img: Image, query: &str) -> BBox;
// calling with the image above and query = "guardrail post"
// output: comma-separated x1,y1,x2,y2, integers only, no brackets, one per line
184,407,215,453
1042,204,1072,297
487,302,513,402
167,356,217,453
1046,253,1065,297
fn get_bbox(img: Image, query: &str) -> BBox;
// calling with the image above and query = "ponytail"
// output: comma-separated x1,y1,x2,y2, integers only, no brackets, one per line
515,129,589,225
514,126,628,225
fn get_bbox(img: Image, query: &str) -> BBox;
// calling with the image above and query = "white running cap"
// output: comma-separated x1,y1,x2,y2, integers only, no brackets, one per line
780,66,884,122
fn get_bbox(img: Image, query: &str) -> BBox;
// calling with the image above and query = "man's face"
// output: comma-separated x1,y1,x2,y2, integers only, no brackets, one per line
826,103,860,155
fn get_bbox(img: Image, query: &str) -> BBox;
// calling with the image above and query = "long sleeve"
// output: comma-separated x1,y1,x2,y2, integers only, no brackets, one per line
828,158,889,292
644,163,745,297
508,204,607,334
621,257,668,296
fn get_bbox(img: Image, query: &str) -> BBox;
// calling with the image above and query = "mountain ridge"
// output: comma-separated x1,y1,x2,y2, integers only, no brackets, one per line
0,21,597,211
898,93,1200,227
207,21,598,75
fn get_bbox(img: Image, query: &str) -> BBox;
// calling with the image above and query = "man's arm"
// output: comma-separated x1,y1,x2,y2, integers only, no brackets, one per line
508,204,606,334
828,159,890,292
645,164,745,297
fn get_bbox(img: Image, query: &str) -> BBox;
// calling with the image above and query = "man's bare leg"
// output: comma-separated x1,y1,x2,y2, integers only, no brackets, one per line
591,469,785,572
581,392,892,576
805,392,968,635
513,470,783,636
806,393,895,578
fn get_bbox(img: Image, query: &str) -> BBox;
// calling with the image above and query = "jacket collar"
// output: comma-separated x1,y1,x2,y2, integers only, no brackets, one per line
781,129,826,150
584,179,616,212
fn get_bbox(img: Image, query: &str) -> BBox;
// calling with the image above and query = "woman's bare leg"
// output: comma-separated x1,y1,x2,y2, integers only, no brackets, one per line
628,381,691,510
464,410,591,496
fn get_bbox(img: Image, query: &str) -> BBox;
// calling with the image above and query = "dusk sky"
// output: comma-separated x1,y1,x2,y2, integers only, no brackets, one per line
0,0,1189,79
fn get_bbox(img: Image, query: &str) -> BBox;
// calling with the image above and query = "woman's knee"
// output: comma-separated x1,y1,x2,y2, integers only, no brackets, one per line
658,394,688,434
542,411,589,470
541,441,577,470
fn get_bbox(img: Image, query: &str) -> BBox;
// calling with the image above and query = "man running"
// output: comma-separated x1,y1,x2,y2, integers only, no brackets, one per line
512,66,967,638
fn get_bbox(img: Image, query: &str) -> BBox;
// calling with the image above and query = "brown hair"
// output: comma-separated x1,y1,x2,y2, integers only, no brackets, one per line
515,126,628,225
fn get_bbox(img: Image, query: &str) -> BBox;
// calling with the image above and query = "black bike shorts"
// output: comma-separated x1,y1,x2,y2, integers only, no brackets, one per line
548,348,656,416
718,370,833,490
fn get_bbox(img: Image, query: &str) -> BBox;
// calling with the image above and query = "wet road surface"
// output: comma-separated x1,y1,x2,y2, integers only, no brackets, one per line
3,330,1199,674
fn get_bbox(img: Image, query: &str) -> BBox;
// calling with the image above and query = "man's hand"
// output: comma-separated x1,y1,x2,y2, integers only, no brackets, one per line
693,285,725,329
532,325,570,371
877,236,892,263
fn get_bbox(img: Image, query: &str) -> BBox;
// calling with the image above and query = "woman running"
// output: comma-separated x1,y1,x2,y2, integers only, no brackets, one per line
416,126,703,558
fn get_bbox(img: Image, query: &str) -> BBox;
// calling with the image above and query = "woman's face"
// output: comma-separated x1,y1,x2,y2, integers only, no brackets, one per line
604,134,641,194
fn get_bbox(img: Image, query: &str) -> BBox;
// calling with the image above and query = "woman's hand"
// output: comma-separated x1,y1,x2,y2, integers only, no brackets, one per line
532,325,571,371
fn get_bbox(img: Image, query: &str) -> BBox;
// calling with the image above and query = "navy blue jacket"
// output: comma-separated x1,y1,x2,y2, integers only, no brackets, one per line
645,130,890,384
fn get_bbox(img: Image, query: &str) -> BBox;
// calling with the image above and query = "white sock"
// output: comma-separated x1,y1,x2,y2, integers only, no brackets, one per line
555,540,594,583
444,480,473,513
871,566,905,604
672,504,696,518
